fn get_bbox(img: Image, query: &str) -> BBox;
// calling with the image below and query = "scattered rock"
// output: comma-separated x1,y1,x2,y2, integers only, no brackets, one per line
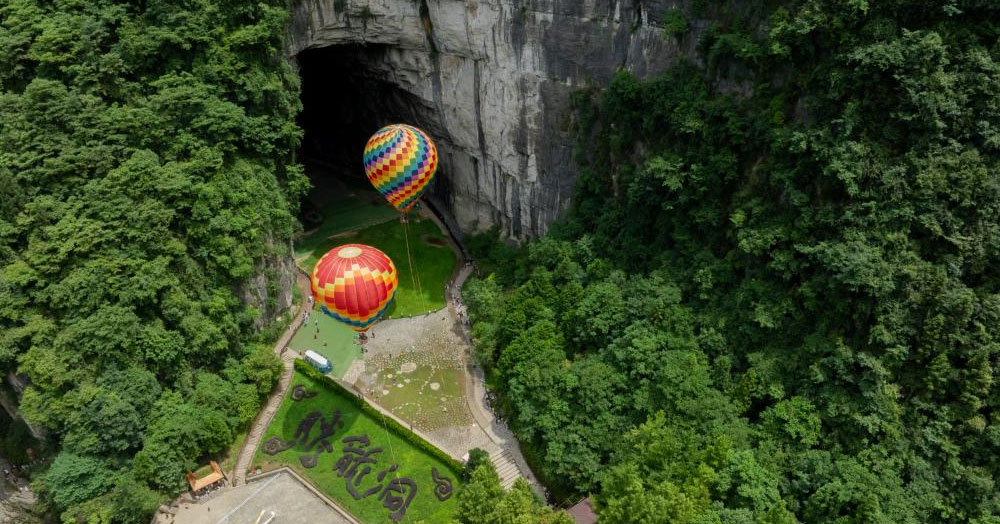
429,382,440,391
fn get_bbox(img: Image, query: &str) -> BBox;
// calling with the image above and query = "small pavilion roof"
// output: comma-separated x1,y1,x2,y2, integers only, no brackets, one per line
186,460,225,492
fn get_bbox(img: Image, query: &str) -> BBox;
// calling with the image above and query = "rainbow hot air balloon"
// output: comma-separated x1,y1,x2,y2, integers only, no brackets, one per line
312,244,398,331
363,124,438,213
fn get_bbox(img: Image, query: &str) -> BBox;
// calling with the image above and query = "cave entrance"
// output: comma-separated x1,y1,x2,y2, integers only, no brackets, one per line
295,44,431,229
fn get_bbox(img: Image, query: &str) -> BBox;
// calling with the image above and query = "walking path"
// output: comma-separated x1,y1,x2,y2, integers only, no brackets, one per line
448,264,543,493
230,271,311,486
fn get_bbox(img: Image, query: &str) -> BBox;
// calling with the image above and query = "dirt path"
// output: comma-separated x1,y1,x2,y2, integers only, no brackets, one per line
230,271,311,486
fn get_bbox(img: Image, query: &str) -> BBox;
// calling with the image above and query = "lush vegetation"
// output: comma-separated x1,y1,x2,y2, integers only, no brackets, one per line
465,1,1000,523
0,0,302,521
255,363,461,523
453,459,574,524
297,214,457,317
0,406,43,466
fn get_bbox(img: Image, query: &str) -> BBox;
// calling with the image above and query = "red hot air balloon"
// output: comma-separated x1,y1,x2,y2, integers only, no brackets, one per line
312,244,398,331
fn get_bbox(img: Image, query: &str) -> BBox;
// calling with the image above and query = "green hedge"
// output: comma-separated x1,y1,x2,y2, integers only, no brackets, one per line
294,360,464,476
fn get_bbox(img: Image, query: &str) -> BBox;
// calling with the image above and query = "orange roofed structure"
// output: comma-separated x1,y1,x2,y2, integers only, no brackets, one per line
186,460,226,492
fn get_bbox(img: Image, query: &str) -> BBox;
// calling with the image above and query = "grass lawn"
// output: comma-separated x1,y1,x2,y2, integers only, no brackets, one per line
296,181,400,255
297,215,457,318
254,370,461,524
290,306,361,379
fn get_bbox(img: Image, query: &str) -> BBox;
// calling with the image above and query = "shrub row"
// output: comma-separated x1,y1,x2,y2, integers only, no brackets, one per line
294,360,465,476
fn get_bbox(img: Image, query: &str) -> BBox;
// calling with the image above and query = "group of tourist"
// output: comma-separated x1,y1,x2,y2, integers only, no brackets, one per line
446,262,474,328
485,391,507,426
302,295,312,324
190,480,224,500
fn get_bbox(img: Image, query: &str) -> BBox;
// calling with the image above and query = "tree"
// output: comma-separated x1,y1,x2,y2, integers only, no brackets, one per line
462,448,491,481
36,452,115,512
0,0,306,515
456,462,574,524
242,343,283,396
456,462,505,524
109,472,162,524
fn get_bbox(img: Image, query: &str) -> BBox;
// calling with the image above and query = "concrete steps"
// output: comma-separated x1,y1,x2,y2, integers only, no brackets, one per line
232,351,296,486
490,448,524,490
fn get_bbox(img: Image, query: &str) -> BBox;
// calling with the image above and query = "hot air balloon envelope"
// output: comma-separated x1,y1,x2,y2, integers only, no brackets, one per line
312,244,398,331
363,124,438,213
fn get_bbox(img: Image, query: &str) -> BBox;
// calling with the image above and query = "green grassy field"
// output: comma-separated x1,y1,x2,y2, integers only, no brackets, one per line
254,370,461,523
297,215,457,318
296,189,399,258
289,306,362,379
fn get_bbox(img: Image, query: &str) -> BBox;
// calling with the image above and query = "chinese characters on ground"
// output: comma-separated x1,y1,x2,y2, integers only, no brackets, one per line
290,384,318,401
261,407,454,522
334,435,418,521
431,467,453,501
296,411,344,468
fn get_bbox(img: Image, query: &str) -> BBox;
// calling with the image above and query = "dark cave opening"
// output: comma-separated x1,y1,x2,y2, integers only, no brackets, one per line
295,44,434,227
294,44,468,252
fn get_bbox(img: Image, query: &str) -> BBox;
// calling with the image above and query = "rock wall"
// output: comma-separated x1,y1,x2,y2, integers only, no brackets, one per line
235,236,297,330
2,373,45,441
288,0,696,239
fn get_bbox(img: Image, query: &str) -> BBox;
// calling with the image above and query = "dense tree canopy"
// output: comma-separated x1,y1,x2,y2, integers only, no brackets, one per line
4,0,1000,522
454,459,574,524
0,0,301,520
465,1,1000,522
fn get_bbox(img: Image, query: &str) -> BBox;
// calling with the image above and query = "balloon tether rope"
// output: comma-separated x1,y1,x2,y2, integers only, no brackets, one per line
401,217,425,312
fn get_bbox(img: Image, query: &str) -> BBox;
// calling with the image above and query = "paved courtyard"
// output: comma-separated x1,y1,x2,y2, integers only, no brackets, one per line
172,472,355,524
352,308,473,437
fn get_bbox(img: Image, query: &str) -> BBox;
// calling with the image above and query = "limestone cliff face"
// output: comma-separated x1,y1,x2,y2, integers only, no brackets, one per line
288,0,693,239
235,236,297,330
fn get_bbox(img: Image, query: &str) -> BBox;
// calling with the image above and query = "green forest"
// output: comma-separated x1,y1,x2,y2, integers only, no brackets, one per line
463,1,1000,523
0,0,300,521
2,0,1000,523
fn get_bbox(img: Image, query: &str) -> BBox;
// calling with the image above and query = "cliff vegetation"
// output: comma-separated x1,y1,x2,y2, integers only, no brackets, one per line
464,1,1000,522
0,0,304,521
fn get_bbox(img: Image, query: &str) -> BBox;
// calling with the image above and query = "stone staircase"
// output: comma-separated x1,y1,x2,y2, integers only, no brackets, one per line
490,448,524,490
231,351,296,485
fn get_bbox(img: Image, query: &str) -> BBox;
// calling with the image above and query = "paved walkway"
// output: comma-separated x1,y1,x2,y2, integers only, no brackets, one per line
448,264,544,493
230,271,311,485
